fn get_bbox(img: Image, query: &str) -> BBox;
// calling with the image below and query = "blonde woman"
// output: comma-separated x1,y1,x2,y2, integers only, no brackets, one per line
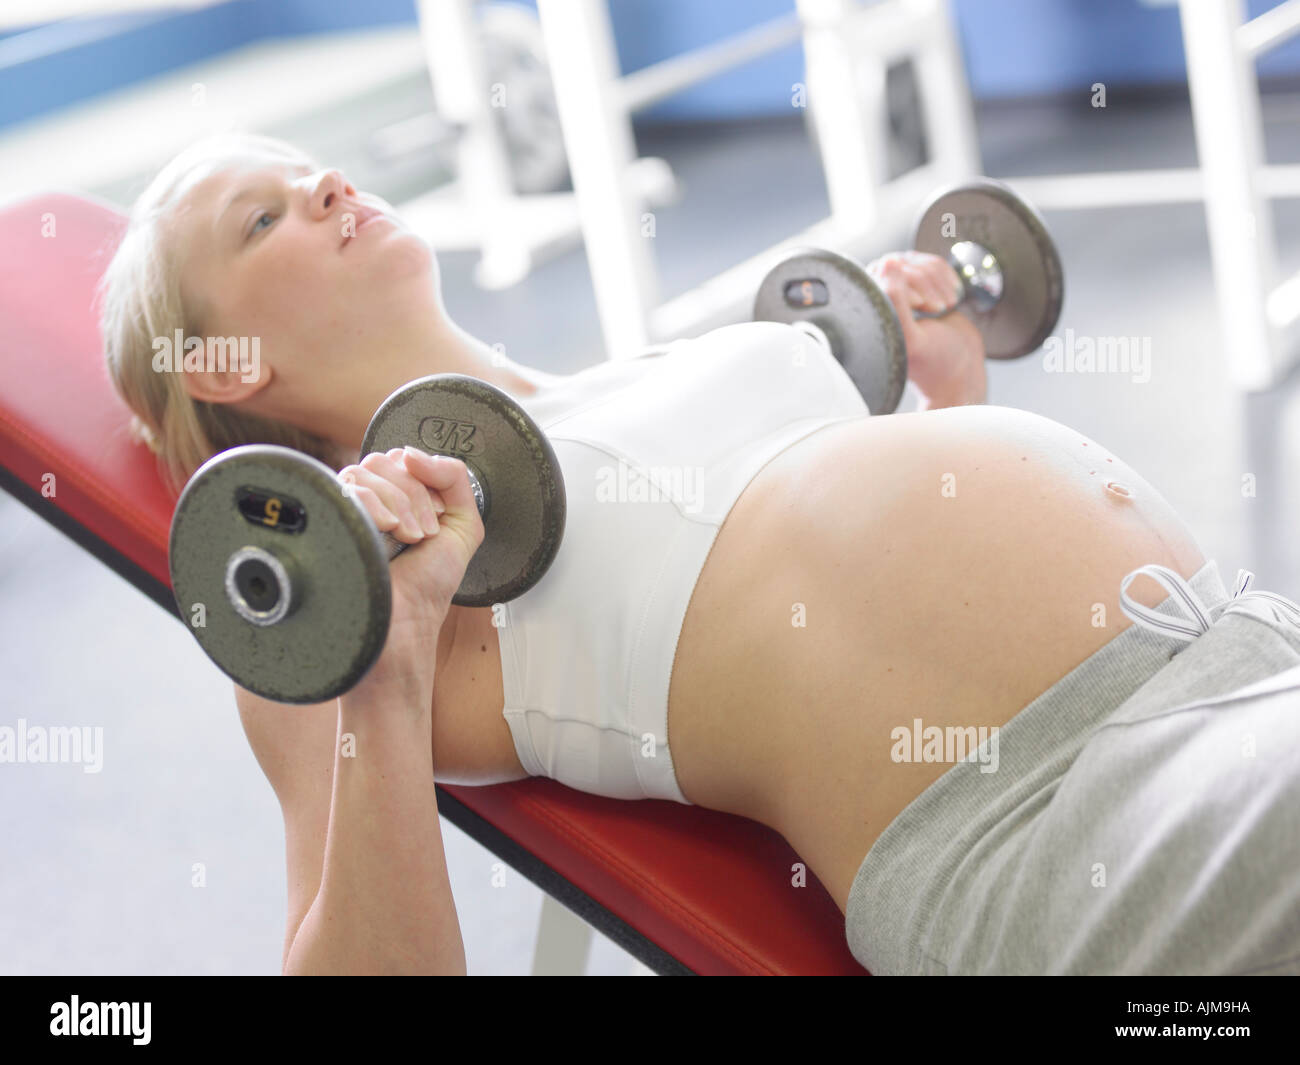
100,132,1300,975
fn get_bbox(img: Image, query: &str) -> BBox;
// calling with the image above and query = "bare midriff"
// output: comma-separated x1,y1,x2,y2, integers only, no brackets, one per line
435,404,1208,916
664,404,1207,914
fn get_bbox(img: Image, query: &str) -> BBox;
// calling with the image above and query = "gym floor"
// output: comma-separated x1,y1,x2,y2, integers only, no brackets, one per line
3,31,1300,974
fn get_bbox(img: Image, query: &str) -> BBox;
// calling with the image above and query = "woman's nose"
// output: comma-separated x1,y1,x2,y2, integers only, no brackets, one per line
311,169,356,215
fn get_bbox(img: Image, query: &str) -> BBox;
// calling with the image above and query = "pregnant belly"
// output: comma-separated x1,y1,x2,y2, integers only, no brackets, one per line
666,403,1207,912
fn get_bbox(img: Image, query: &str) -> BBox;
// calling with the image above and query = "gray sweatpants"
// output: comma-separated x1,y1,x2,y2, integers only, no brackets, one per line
845,558,1300,974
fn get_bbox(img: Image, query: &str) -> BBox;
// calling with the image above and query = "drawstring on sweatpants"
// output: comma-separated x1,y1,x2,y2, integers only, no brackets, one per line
1119,564,1300,642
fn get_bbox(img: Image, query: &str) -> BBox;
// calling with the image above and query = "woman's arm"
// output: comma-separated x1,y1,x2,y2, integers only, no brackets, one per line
283,671,463,975
280,446,486,975
233,685,336,974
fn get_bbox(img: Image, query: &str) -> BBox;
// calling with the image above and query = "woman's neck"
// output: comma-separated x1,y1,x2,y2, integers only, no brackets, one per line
331,320,563,463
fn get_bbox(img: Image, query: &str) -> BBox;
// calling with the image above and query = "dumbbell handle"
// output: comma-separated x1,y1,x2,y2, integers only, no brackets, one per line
378,461,487,561
912,240,1003,321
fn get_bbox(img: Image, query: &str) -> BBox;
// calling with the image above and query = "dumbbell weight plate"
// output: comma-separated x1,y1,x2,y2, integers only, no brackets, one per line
169,445,392,705
753,247,908,416
913,178,1064,359
362,374,566,608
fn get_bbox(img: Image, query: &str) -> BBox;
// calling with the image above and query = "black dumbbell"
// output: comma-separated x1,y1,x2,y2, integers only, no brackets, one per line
168,374,565,704
753,177,1065,415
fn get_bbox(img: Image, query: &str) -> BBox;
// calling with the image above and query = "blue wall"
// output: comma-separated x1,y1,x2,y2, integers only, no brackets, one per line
4,0,1300,132
956,0,1300,100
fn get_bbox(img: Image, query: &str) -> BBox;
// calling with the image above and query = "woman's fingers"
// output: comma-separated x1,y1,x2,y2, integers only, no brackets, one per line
340,446,486,555
338,447,490,624
399,448,485,547
343,482,401,536
340,461,428,543
905,263,947,313
361,450,444,536
868,256,925,355
903,250,964,311
870,251,964,315
869,254,936,313
900,256,951,313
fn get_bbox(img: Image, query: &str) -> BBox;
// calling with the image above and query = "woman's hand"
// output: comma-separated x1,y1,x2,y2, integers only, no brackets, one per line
337,446,486,693
866,251,988,409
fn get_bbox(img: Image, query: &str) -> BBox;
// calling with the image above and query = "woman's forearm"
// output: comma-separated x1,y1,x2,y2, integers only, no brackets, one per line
916,359,987,410
283,671,466,975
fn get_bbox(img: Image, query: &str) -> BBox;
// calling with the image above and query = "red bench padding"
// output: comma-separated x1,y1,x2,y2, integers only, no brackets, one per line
0,192,867,975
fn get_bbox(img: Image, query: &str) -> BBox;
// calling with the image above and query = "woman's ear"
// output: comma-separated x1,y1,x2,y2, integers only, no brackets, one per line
179,339,273,405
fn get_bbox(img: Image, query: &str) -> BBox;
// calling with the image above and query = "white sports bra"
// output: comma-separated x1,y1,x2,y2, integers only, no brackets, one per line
496,321,870,803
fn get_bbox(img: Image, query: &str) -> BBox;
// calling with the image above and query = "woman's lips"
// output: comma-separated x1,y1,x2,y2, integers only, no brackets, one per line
342,212,389,250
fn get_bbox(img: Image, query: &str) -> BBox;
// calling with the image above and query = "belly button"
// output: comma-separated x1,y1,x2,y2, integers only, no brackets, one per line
1104,481,1134,501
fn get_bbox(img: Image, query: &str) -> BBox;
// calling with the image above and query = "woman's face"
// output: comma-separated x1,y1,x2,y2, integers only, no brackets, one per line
174,153,440,423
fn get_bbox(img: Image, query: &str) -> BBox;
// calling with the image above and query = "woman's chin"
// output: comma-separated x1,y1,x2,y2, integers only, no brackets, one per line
378,230,436,281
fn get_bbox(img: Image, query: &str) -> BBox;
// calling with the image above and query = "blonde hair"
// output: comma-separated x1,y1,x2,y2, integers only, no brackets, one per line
99,131,347,495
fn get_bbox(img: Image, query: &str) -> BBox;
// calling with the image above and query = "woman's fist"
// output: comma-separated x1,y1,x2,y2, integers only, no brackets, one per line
338,447,486,674
865,250,987,409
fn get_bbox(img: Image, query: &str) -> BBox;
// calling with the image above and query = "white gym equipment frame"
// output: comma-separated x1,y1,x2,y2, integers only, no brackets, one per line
397,0,679,291
1002,0,1300,391
535,0,980,360
1181,0,1300,390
